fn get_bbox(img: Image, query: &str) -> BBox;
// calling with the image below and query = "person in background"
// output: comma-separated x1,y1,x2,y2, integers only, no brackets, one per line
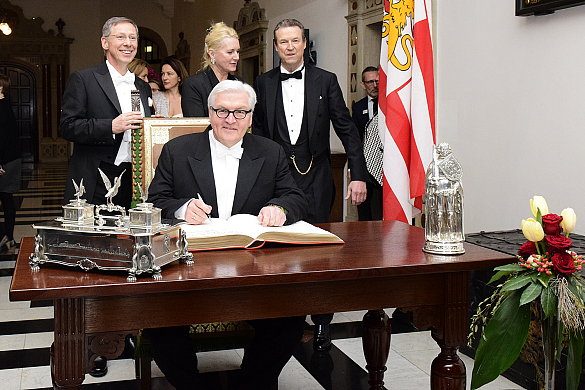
153,56,188,117
128,58,150,82
149,78,162,95
352,66,382,221
146,80,307,390
252,18,368,351
181,22,241,117
0,74,21,253
59,17,152,376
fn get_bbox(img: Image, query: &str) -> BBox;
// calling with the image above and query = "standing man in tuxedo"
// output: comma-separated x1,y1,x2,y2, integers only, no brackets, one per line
60,16,152,211
252,18,368,351
147,80,308,390
352,67,383,221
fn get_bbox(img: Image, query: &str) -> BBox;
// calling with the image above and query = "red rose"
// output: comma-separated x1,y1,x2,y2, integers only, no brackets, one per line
518,241,537,259
542,214,563,236
552,252,576,274
544,234,572,254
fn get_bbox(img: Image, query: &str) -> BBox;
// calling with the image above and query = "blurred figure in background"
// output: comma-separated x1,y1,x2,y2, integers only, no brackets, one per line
0,74,22,253
153,56,188,117
181,22,241,117
128,58,150,82
149,78,162,95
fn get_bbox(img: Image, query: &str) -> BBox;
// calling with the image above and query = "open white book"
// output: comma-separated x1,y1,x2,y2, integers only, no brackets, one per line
181,214,344,251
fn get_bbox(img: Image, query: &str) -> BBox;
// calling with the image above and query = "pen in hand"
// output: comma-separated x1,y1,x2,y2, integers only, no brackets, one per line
197,193,211,219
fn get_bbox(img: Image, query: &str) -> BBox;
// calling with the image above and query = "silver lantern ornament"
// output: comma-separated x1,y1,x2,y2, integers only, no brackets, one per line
423,142,465,255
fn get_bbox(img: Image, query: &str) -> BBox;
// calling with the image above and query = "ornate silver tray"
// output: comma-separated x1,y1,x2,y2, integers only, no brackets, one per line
29,220,192,282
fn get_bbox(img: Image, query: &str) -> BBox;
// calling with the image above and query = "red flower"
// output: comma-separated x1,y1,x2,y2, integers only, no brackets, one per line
518,241,537,259
544,234,572,254
552,252,576,274
542,214,563,235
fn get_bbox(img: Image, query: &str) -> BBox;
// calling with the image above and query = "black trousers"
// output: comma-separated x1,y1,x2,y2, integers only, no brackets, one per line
145,316,306,390
357,175,383,221
0,192,16,239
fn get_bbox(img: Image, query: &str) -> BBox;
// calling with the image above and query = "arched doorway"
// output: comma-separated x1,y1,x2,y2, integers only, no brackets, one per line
0,63,38,163
136,26,168,76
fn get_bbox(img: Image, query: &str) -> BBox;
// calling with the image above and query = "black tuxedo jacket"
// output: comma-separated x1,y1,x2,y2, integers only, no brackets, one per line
181,67,243,117
352,96,371,142
59,62,152,203
148,130,308,224
252,64,368,182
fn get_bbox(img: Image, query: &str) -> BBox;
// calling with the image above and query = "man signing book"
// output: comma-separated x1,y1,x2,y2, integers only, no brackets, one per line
146,80,308,389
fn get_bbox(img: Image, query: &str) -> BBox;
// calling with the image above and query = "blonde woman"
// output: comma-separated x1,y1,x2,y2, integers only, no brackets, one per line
128,58,150,82
181,22,242,117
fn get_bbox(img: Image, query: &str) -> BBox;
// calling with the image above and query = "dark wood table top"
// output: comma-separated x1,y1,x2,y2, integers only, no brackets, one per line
10,221,515,302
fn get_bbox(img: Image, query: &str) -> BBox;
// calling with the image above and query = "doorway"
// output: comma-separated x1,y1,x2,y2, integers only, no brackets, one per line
0,64,38,163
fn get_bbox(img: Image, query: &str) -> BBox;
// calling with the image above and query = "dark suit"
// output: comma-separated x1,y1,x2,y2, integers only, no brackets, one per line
146,130,307,390
252,64,367,224
60,62,151,207
352,96,370,141
148,130,307,223
352,96,383,221
181,67,243,117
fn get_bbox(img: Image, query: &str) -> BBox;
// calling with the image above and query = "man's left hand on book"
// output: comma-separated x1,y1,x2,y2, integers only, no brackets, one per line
185,198,212,225
258,206,286,227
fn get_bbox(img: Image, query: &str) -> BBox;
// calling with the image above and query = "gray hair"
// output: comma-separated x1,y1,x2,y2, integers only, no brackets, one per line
102,17,139,39
273,19,305,43
208,80,256,111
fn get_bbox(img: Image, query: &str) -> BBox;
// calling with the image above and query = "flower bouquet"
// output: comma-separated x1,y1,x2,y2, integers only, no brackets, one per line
469,196,585,390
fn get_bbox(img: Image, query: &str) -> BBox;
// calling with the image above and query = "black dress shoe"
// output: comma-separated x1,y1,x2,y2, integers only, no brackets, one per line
89,356,108,377
313,324,332,351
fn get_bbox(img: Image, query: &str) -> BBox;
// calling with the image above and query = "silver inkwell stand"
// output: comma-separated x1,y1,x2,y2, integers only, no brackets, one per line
29,171,193,281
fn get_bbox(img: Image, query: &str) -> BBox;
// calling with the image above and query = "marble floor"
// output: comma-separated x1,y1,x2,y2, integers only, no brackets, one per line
0,163,525,389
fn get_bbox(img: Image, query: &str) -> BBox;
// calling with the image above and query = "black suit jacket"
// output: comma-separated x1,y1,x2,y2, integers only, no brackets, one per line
252,65,368,182
148,130,308,224
59,62,152,203
181,67,243,117
352,96,370,142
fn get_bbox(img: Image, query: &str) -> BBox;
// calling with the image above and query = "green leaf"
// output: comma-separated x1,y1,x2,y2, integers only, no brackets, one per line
567,277,585,306
493,264,525,272
488,270,515,285
520,282,542,306
540,287,557,319
536,273,554,288
537,209,542,225
500,275,532,292
567,332,584,390
471,290,531,390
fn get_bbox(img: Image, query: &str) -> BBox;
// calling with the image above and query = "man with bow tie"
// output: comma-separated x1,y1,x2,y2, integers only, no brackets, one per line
252,18,368,351
146,80,308,390
60,16,152,211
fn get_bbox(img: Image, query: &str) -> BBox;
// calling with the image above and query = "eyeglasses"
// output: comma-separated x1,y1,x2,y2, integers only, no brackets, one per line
364,80,379,86
110,34,137,42
210,107,252,120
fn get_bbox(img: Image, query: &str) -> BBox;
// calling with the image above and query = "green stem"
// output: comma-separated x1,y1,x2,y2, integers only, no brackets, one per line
535,241,542,256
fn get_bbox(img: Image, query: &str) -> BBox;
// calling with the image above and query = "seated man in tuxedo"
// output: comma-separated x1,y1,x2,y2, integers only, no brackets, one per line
146,80,308,390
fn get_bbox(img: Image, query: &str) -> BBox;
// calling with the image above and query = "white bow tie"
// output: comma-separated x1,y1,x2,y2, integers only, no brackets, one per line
216,146,243,160
112,71,135,87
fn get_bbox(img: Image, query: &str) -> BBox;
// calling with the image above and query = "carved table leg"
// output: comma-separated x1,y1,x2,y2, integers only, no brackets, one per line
430,272,468,390
51,298,85,390
362,309,392,390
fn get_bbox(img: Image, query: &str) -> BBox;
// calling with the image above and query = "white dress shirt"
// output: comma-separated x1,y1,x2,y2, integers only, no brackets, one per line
368,96,375,120
280,64,305,145
105,60,145,165
174,131,243,221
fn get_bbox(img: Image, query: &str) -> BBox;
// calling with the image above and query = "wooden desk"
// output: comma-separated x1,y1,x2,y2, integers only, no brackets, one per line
10,221,514,390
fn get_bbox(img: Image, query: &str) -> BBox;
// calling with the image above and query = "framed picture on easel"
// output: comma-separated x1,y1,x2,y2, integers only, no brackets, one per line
516,0,585,16
131,117,210,205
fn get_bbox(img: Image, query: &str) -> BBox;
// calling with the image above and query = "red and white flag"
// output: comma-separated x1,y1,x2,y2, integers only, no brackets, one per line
379,0,436,223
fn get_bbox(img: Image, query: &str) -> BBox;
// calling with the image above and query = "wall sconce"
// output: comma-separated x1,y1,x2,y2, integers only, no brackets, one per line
0,5,18,36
